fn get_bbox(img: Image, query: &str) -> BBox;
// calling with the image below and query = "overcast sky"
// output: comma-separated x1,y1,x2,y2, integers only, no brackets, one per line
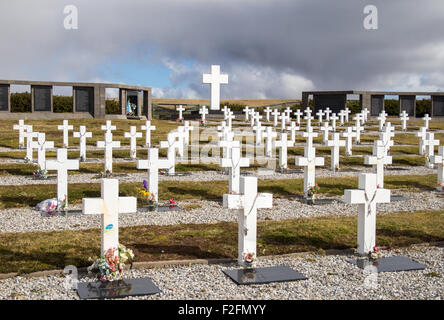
0,0,443,99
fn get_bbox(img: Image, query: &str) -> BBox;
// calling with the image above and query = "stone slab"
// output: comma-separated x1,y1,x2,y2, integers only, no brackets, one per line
391,195,411,202
77,277,160,299
223,266,308,285
348,256,426,273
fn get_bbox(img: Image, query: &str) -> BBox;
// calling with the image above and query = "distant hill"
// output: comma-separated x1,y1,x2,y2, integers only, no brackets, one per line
152,98,300,107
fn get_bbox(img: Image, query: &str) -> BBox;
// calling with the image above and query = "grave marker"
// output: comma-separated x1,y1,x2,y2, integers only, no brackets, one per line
97,131,121,173
273,132,294,169
124,126,142,159
341,127,356,156
326,133,345,171
58,120,74,148
202,65,228,111
13,120,26,148
430,146,444,191
220,143,250,193
423,132,440,169
30,133,54,170
73,126,92,161
364,141,392,188
141,121,156,147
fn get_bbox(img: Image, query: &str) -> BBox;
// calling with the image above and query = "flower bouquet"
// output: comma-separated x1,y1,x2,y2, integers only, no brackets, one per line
306,184,320,204
242,252,256,268
368,246,383,260
137,180,157,210
200,120,206,127
87,244,135,282
33,165,48,180
36,198,62,217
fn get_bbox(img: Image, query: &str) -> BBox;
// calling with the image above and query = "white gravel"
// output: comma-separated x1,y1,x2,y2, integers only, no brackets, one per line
0,244,442,300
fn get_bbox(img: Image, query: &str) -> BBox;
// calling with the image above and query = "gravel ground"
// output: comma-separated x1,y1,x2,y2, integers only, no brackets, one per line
0,244,442,300
1,190,442,234
0,166,437,186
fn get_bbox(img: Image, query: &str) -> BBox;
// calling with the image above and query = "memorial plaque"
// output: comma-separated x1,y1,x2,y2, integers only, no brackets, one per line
223,266,308,285
75,87,93,112
432,96,444,116
348,256,426,273
33,86,51,111
399,95,415,116
0,85,8,111
371,95,384,116
313,94,346,114
77,277,161,299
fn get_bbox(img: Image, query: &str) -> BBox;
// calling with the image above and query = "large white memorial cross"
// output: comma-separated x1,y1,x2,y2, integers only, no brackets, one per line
13,120,26,148
344,173,390,255
124,126,142,159
364,141,392,188
362,108,370,122
58,120,73,148
220,143,250,193
141,121,156,147
273,132,294,168
400,111,409,131
338,110,346,126
223,176,272,266
73,126,92,161
202,65,228,111
430,146,444,191
97,131,121,173
423,132,440,169
46,148,79,207
30,133,54,170
379,123,395,156
279,114,287,132
183,121,194,146
344,107,351,123
284,107,292,122
341,127,356,156
137,148,170,202
326,132,345,171
263,126,277,157
82,179,137,256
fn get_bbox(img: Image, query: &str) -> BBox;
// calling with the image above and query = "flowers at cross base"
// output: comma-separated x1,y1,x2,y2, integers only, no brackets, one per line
87,244,135,282
200,120,206,127
307,184,320,198
369,246,383,260
137,180,157,206
243,252,256,265
24,156,31,163
33,165,48,179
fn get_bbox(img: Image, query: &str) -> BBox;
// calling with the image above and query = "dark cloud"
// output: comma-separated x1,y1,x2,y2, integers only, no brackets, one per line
0,0,443,98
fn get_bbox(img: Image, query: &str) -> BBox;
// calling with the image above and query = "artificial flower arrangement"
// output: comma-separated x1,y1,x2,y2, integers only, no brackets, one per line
137,180,157,207
279,164,289,173
32,165,48,179
368,246,383,260
36,195,66,216
242,252,256,267
98,169,113,178
307,184,320,198
176,118,183,123
87,244,135,282
200,120,206,127
24,156,31,163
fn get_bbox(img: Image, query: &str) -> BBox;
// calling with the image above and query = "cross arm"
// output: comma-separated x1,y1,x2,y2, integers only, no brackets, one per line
118,197,137,213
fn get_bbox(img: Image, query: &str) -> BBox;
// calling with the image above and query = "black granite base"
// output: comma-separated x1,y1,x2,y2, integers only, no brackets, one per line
348,256,426,273
77,277,160,299
223,266,308,285
140,205,180,213
275,169,304,174
163,172,192,177
391,195,411,202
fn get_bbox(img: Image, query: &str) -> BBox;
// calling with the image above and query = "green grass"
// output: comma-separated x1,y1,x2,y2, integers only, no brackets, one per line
0,210,442,274
0,174,436,209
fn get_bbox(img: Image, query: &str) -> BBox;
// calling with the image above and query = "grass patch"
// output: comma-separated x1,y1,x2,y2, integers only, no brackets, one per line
0,210,442,274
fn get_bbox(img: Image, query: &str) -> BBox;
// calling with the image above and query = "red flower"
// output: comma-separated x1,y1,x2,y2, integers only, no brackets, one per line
169,198,175,204
373,246,379,252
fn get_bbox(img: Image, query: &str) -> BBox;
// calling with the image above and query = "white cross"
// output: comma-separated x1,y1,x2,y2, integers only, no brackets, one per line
202,65,228,110
295,142,324,196
430,146,444,191
252,112,262,128
97,131,121,173
304,107,312,117
362,108,370,122
304,113,314,130
217,121,228,132
379,122,395,156
173,127,187,159
279,113,287,132
273,132,294,168
220,144,250,194
293,109,303,125
183,121,194,146
73,126,92,161
223,106,229,119
13,120,26,148
344,107,351,123
253,122,266,146
101,120,116,134
223,176,272,266
359,111,366,126
226,110,235,128
400,110,409,131
177,105,185,120
30,133,54,170
344,173,391,255
124,126,142,159
24,126,38,161
338,110,346,126
422,114,432,130
284,107,292,122
136,148,171,203
141,121,156,147
287,121,300,142
424,132,440,169
316,109,325,124
58,120,73,148
82,179,137,257
353,114,364,144
264,107,272,122
341,127,356,156
324,107,332,121
218,132,237,160
364,141,392,188
330,113,338,132
160,132,181,174
416,127,427,156
320,122,332,145
326,133,345,172
271,109,280,127
263,126,277,157
302,126,317,152
243,106,250,122
45,148,79,208
377,111,387,131
199,105,209,122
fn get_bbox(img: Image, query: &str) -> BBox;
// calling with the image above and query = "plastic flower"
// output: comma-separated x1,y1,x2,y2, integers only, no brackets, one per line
169,198,175,204
142,180,148,190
